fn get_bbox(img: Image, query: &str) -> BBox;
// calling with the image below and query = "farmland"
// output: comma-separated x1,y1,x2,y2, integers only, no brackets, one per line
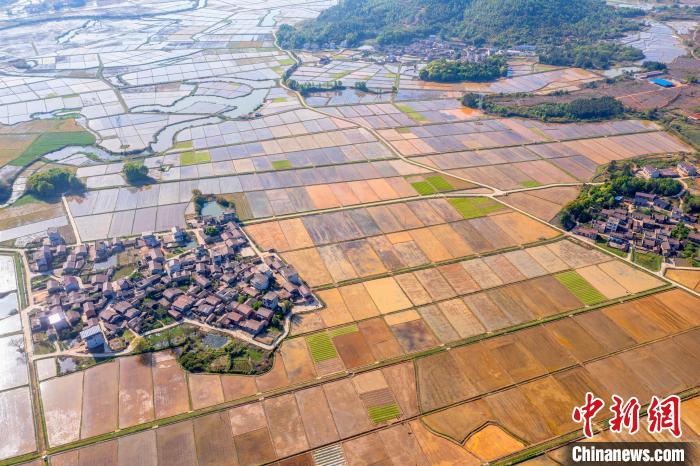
0,0,698,464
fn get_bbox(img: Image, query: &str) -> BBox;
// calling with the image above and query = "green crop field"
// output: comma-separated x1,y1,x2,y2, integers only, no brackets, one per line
554,271,606,305
448,197,505,219
410,175,455,196
520,180,542,188
411,181,436,195
426,175,453,192
396,104,427,123
180,150,211,166
328,324,358,338
271,159,293,170
306,333,338,362
11,131,96,167
367,403,402,424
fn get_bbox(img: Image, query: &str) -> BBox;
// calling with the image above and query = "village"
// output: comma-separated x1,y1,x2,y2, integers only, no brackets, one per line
574,161,699,263
26,210,317,354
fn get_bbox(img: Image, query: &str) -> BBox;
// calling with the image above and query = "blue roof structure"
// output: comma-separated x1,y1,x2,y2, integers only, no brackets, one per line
650,78,674,88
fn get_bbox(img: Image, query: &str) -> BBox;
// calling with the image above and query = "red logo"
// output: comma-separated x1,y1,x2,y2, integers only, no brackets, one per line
609,395,641,435
572,392,605,438
647,395,682,438
573,393,683,438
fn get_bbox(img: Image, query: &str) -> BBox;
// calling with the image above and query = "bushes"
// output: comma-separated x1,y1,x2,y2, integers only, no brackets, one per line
419,56,508,83
122,160,149,184
26,168,85,199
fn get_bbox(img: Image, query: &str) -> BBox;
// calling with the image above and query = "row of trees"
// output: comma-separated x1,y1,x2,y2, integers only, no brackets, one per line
286,79,344,96
463,94,625,122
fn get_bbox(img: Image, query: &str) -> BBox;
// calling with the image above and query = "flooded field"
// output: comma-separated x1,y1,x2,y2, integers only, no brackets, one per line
0,254,35,461
621,20,691,63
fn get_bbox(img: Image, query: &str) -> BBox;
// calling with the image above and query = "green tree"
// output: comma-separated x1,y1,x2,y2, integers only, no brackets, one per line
420,56,508,83
671,223,690,240
642,60,667,71
26,168,85,200
122,160,149,184
354,81,369,92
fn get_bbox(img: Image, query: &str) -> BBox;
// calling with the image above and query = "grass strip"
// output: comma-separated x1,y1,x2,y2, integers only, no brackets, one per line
554,270,606,305
306,333,338,363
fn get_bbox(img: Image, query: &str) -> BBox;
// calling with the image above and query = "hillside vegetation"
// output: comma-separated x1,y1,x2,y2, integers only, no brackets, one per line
277,0,640,49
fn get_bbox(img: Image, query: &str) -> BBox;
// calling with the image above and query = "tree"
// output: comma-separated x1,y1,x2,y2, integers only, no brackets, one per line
686,195,700,214
642,60,667,71
671,223,690,240
26,168,85,200
420,56,508,83
122,160,149,184
354,81,369,92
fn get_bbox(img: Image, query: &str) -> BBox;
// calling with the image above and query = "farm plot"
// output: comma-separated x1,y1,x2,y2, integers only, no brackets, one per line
416,295,699,450
43,289,700,464
665,269,700,291
41,371,84,446
261,199,557,286
152,351,190,419
288,239,631,344
295,386,340,448
0,387,36,460
554,271,607,305
328,100,483,129
192,412,237,466
189,374,225,411
80,360,119,439
118,354,155,429
497,186,581,222
0,334,28,391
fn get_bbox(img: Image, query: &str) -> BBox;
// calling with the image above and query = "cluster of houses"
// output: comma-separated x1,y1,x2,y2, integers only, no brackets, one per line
574,191,699,258
641,161,697,179
28,214,315,352
377,37,496,63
